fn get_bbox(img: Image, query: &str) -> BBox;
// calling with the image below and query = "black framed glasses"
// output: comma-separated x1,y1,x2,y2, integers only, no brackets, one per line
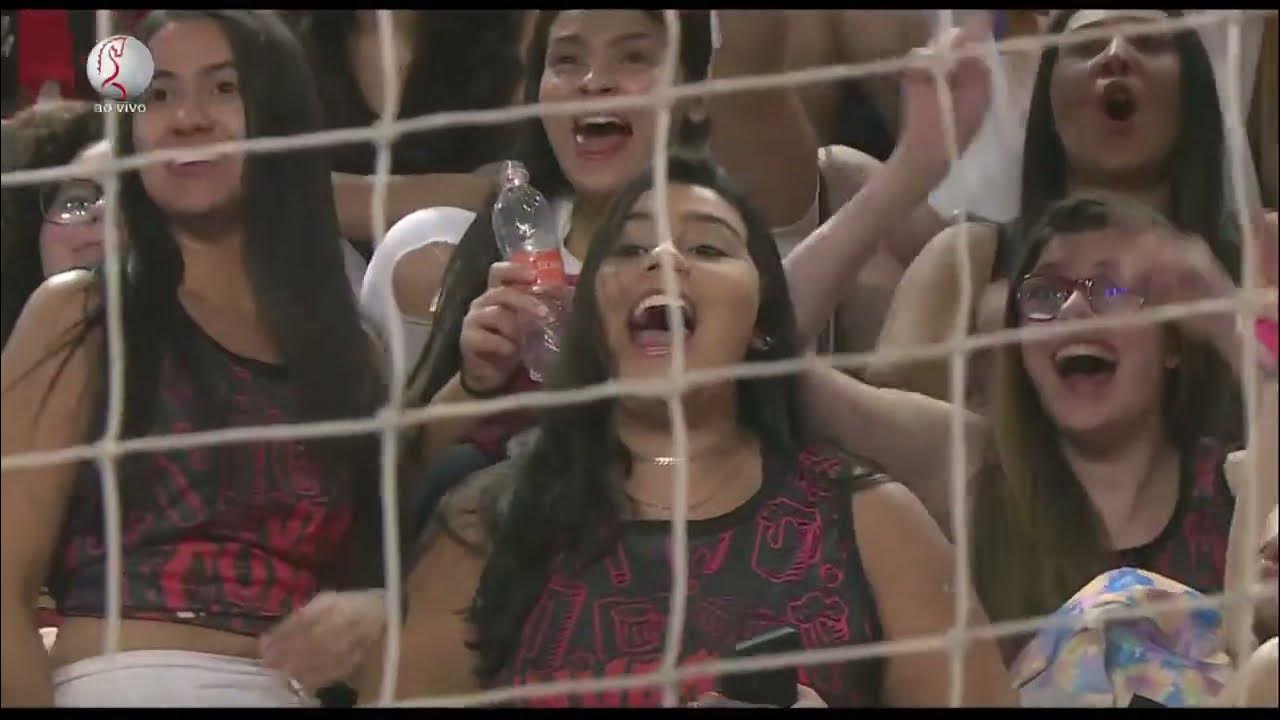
39,179,105,225
1015,273,1145,322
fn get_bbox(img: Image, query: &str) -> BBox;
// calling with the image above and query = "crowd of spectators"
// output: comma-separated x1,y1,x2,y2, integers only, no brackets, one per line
1,9,1276,709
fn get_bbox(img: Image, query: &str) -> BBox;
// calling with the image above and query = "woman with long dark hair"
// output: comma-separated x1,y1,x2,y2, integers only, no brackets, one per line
871,10,1269,417
291,11,526,251
365,156,1017,706
1,100,105,348
364,10,834,536
1,11,387,706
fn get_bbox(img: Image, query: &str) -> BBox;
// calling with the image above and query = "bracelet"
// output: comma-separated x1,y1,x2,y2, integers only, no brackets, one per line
459,370,511,400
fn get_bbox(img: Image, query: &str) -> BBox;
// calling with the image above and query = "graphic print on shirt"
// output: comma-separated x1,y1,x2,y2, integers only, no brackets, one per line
501,447,888,707
519,575,588,673
52,350,354,636
751,498,823,583
1114,440,1234,595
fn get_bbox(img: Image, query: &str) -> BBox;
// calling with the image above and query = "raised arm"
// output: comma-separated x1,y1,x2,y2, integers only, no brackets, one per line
853,482,1017,706
1210,213,1279,660
1,271,102,707
783,19,991,347
801,363,986,532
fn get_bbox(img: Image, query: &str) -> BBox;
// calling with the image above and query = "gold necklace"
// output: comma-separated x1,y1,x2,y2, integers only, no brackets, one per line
623,439,753,512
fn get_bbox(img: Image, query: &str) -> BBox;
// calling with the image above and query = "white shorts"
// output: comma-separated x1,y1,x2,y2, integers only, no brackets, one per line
52,649,319,707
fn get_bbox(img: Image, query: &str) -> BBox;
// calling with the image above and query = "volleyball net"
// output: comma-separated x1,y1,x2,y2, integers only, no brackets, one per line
0,8,1277,708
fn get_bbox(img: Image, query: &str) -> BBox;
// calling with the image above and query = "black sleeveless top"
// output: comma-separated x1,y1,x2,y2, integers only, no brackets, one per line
49,308,359,637
1111,439,1236,595
497,446,891,707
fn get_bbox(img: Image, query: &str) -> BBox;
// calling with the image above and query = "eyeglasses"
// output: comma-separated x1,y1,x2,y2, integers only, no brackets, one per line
39,179,105,225
1015,273,1145,322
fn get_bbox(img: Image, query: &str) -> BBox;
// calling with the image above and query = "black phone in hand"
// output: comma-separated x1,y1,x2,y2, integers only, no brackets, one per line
718,626,803,707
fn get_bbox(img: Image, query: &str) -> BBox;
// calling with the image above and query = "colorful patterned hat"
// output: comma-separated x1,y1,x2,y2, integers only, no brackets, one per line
1012,567,1232,707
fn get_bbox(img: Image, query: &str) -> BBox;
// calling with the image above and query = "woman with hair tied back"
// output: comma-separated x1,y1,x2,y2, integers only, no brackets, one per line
1,11,393,707
872,9,1277,429
362,155,1018,707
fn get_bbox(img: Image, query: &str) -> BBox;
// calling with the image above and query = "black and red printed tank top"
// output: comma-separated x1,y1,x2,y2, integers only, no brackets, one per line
497,446,891,707
1111,439,1236,594
48,311,357,637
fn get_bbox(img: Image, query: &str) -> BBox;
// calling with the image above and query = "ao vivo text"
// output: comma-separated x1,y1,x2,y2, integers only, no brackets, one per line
95,102,148,113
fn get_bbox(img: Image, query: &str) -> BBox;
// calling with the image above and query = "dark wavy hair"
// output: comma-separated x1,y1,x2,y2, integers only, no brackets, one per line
1013,10,1238,281
405,10,713,449
23,10,387,588
0,101,103,347
974,193,1228,623
455,155,801,684
293,10,525,175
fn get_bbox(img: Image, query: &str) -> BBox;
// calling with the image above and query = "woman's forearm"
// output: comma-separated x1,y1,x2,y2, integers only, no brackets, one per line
784,152,933,346
333,173,491,245
800,363,986,531
418,374,495,467
0,607,55,706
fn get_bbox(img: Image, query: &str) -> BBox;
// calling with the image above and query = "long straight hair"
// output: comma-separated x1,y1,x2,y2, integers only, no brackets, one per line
459,155,801,684
972,194,1223,623
30,11,387,587
404,11,712,438
1013,10,1237,281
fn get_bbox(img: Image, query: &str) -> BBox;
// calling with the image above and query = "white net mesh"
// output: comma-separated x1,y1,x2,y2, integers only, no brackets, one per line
1,7,1277,708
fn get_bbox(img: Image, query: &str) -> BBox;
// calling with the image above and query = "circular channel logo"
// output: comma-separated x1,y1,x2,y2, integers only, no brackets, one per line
86,35,155,102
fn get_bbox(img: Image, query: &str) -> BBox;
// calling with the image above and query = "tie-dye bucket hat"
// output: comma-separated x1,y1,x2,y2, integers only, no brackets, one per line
1012,567,1232,707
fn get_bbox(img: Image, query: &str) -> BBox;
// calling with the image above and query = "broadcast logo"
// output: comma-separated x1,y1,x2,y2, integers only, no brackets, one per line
86,35,154,113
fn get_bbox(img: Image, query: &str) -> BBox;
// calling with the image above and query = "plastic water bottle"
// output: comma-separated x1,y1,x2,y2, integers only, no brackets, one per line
491,161,567,382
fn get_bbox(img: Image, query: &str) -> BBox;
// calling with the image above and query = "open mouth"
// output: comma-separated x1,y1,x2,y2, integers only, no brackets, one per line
627,293,696,356
573,114,634,157
1053,342,1118,384
166,149,221,172
1100,82,1137,123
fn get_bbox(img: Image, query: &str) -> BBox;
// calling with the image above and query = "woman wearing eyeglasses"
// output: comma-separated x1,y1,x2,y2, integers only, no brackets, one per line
970,192,1278,656
31,142,111,275
0,100,110,348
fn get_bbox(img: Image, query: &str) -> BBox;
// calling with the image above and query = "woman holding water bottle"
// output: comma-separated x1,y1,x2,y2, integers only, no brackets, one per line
373,9,998,543
367,10,822,535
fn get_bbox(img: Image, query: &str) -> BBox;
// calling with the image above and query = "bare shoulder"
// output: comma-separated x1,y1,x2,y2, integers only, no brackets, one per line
850,479,939,534
893,221,1002,299
425,456,520,557
371,207,477,321
19,269,100,329
391,243,454,320
2,269,101,383
834,11,931,63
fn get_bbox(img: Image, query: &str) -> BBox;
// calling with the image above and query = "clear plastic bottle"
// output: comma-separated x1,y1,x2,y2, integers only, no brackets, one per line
491,160,567,382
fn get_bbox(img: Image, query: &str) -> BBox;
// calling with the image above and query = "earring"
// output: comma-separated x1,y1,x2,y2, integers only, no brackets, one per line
1164,354,1181,369
750,333,774,352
